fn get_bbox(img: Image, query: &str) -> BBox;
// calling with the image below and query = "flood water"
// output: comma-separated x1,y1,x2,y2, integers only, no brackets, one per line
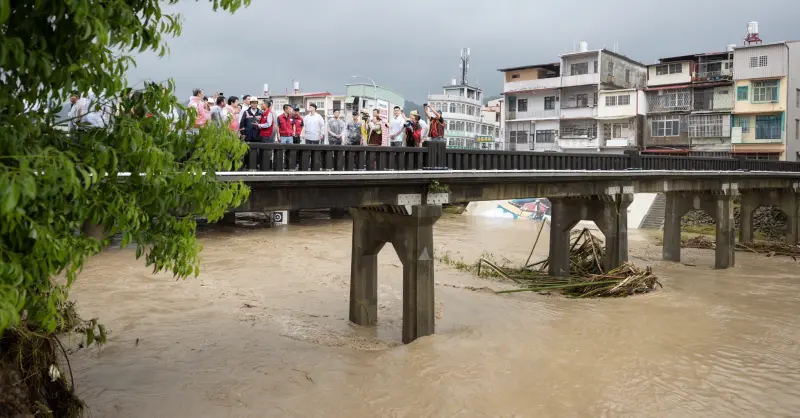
69,213,800,417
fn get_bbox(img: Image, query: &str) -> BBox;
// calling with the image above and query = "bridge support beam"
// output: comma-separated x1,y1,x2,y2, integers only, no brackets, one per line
349,205,442,344
548,194,632,277
663,191,736,269
739,190,799,245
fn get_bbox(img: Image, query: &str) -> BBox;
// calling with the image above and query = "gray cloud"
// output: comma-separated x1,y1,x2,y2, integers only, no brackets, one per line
126,0,798,102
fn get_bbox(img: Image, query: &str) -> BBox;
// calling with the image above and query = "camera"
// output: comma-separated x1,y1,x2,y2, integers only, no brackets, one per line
404,120,415,129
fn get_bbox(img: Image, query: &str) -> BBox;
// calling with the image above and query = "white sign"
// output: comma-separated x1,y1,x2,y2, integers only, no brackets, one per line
272,210,287,226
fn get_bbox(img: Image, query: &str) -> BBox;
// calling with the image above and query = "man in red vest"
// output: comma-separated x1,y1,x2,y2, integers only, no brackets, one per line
256,100,276,143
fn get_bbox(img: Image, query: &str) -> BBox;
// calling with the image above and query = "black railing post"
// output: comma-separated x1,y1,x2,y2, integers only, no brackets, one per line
624,150,641,170
735,155,747,171
423,140,447,170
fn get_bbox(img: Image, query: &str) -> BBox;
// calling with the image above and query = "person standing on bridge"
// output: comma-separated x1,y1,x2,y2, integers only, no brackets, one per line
291,106,304,144
346,111,363,145
327,109,346,145
188,88,210,130
239,96,262,142
389,106,407,147
303,103,325,145
255,99,276,143
277,104,294,144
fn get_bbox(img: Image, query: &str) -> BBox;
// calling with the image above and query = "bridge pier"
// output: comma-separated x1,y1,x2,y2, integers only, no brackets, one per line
663,191,736,269
218,212,237,226
548,193,632,277
739,189,799,245
349,205,442,344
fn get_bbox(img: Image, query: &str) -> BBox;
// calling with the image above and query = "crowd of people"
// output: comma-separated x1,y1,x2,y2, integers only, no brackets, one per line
186,89,446,147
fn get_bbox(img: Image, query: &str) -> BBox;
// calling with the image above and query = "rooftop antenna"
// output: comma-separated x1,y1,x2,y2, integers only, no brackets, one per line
744,21,762,45
459,48,470,85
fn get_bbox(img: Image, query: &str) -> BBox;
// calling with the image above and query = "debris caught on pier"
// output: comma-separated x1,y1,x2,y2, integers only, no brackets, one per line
458,227,661,298
680,235,800,259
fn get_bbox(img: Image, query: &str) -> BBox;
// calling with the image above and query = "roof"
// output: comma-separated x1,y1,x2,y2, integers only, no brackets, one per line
560,49,646,67
497,62,560,72
299,92,332,97
733,40,798,50
653,50,731,64
344,83,404,97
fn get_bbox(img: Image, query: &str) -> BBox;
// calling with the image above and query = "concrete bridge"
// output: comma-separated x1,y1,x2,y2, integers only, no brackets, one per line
217,143,800,343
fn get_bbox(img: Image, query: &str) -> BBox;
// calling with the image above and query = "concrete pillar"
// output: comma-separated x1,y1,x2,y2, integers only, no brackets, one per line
662,192,685,263
547,198,578,277
348,209,386,326
779,192,798,245
347,205,442,344
739,192,756,243
711,194,736,269
81,220,106,242
598,194,632,271
392,206,441,344
547,195,631,277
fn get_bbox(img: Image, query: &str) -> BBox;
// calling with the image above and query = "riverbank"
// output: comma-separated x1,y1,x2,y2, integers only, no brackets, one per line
68,214,800,417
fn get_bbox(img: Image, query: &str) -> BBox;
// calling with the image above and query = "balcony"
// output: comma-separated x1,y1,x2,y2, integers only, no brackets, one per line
428,94,481,106
560,105,597,119
561,73,600,88
506,109,560,120
558,138,599,149
692,89,733,112
693,60,733,83
646,90,692,113
503,77,561,93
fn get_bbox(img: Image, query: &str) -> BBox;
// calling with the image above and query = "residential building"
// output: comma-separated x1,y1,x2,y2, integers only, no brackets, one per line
498,42,647,153
643,50,735,156
426,81,491,149
477,98,503,150
597,89,646,149
731,41,800,161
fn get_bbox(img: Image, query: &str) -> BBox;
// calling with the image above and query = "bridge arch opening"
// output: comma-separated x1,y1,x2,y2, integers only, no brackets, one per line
742,204,788,242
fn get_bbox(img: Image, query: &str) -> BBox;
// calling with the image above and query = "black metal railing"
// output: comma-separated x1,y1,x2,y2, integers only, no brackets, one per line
241,142,800,173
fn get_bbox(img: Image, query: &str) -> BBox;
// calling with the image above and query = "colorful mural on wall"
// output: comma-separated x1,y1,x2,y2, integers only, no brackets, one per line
467,198,551,221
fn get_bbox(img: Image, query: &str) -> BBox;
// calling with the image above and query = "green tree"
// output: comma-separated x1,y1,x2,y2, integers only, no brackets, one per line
1,1,251,410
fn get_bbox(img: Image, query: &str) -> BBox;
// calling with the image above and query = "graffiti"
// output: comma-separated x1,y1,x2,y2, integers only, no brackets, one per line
467,198,551,221
495,198,551,221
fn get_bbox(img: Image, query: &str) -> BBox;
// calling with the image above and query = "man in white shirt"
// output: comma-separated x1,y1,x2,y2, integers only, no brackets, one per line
303,103,325,144
389,106,406,146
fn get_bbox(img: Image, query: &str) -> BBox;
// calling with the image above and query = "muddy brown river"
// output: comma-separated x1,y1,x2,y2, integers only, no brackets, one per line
69,214,800,417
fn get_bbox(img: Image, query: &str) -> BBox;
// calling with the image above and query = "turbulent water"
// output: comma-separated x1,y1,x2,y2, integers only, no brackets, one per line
69,213,800,417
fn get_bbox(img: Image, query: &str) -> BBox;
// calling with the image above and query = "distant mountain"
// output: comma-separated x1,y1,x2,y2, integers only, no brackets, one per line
404,100,426,120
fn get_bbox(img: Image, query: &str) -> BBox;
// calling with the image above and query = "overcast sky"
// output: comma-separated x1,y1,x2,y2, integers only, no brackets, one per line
126,0,797,103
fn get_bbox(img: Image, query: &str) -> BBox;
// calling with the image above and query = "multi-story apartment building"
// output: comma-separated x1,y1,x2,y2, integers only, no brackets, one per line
643,50,735,156
731,41,800,161
499,43,647,153
427,82,494,149
597,89,646,149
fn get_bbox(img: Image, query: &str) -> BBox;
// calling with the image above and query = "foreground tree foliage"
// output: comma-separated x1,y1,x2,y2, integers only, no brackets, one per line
0,0,250,415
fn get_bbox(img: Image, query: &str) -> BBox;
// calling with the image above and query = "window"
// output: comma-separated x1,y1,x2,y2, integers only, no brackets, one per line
796,119,799,140
544,96,556,110
689,114,726,138
449,103,456,113
737,86,749,101
593,61,598,73
511,74,520,79
617,94,630,105
756,115,781,140
535,130,556,143
749,55,768,68
733,116,750,133
517,99,528,112
656,63,682,75
448,121,455,130
662,89,690,108
651,115,681,137
576,94,588,107
605,96,617,106
796,88,799,107
753,80,779,102
570,62,589,75
607,61,614,74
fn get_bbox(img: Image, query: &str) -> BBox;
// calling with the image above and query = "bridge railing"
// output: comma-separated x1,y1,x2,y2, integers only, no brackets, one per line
242,142,800,172
245,144,427,171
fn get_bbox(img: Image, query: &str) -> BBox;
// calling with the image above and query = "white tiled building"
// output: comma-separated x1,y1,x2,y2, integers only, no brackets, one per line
427,83,500,149
499,43,647,153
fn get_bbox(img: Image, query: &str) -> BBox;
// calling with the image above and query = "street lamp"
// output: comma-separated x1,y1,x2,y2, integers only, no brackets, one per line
351,75,377,113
